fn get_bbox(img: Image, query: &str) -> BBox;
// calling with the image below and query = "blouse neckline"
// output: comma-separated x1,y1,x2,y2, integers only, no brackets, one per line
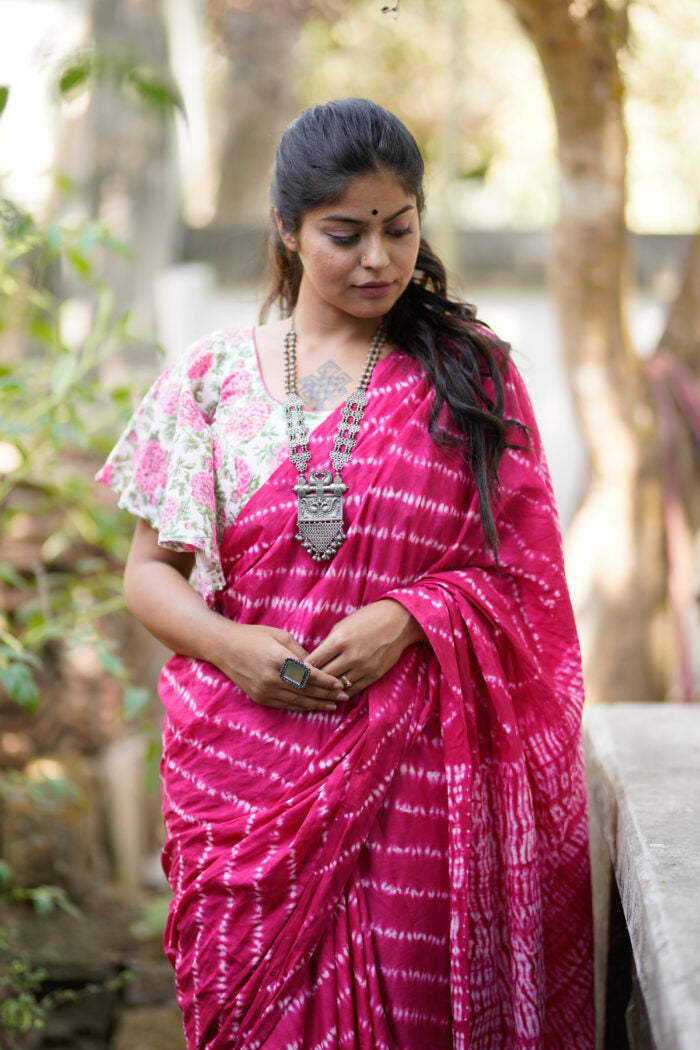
251,326,329,415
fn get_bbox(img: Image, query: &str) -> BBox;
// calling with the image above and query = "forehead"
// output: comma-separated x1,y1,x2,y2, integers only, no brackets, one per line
311,171,416,217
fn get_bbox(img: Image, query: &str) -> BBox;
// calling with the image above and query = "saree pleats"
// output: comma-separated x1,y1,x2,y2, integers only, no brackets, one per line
158,350,594,1049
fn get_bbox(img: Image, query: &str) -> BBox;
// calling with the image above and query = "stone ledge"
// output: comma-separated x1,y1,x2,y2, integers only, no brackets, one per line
585,703,700,1050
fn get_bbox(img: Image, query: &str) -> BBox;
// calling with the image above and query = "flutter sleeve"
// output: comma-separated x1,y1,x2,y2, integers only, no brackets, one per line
95,335,226,605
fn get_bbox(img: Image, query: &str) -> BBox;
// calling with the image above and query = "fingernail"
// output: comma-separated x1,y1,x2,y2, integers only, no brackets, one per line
337,692,349,702
323,703,337,711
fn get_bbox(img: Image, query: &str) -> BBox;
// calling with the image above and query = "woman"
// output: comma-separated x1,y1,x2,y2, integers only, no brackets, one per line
98,99,594,1049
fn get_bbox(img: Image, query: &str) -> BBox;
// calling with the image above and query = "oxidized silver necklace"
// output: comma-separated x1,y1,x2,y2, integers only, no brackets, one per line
283,317,386,561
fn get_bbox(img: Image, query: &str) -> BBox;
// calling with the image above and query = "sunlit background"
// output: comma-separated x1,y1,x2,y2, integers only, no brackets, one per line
3,0,698,528
0,5,699,1040
2,0,699,226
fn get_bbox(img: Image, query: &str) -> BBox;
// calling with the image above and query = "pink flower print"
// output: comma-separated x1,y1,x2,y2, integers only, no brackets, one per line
212,439,224,472
177,390,207,431
160,497,179,529
221,329,245,343
274,442,291,468
191,336,214,356
232,456,252,502
159,380,180,415
191,470,215,510
133,440,168,501
224,398,271,440
220,366,251,405
187,352,214,381
96,462,114,485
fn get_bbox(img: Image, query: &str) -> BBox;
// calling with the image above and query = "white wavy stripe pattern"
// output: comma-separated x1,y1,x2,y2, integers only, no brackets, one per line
142,344,595,1048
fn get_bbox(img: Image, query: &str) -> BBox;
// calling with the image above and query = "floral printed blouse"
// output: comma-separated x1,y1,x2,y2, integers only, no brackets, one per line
96,329,330,606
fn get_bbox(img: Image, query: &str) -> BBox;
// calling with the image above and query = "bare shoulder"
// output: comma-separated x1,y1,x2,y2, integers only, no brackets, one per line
254,319,287,402
254,318,287,357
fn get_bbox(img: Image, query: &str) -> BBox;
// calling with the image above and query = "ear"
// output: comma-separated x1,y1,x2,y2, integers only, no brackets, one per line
274,209,298,253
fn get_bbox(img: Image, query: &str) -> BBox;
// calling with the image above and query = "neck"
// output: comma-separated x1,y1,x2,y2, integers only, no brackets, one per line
291,292,385,349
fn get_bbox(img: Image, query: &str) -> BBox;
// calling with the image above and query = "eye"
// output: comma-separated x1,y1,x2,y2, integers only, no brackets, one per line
327,233,359,245
389,226,413,238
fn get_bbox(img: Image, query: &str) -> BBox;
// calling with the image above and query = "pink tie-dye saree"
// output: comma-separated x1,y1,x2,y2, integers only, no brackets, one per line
158,348,594,1050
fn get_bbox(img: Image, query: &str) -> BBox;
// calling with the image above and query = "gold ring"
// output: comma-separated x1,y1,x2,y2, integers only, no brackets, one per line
340,674,352,690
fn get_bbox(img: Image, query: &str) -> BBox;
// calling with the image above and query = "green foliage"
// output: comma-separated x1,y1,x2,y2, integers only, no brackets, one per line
299,0,558,229
56,45,185,118
128,892,171,942
623,0,700,230
0,191,150,714
0,866,130,1045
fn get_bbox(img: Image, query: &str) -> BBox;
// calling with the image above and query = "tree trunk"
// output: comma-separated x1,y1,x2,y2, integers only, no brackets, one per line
646,234,700,701
657,233,700,374
208,0,309,226
507,0,669,704
55,0,180,341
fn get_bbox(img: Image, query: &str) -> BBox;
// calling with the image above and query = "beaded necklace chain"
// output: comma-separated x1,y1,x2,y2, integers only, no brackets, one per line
282,317,386,561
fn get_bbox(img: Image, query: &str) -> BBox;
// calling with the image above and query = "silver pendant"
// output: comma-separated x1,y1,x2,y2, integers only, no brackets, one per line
294,469,348,561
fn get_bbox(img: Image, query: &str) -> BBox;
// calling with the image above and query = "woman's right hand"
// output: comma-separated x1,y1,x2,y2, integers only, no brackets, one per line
211,622,349,713
124,520,347,714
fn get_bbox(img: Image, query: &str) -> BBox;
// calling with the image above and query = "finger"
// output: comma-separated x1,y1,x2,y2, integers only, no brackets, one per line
324,669,369,697
306,665,348,692
275,653,345,694
283,636,310,662
278,682,349,704
305,638,345,669
309,655,358,684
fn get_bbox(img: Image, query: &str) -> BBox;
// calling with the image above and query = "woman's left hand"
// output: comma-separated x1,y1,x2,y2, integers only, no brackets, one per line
305,599,426,696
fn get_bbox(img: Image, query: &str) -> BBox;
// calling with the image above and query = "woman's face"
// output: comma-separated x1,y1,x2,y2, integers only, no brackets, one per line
279,170,421,321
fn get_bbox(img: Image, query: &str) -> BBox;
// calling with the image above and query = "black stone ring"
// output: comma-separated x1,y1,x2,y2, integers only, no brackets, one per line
279,657,311,690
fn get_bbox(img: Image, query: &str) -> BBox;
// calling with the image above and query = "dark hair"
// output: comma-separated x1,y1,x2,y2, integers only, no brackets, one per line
260,98,526,553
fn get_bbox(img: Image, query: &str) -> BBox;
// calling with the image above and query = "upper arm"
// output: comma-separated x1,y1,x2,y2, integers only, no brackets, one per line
125,519,195,581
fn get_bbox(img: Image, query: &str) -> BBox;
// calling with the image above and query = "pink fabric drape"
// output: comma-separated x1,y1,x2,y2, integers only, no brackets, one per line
158,349,594,1049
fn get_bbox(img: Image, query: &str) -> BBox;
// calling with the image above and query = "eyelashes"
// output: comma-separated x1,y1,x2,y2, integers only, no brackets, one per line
328,227,414,245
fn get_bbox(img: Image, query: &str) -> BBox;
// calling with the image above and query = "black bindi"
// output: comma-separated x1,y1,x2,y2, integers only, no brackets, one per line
371,209,378,215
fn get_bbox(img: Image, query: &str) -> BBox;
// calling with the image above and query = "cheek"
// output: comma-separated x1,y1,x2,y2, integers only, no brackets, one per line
304,245,351,281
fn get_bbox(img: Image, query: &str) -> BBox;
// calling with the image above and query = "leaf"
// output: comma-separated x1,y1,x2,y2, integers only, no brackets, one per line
0,663,38,711
51,353,78,397
78,221,101,255
66,245,91,278
58,58,93,98
0,563,27,590
0,641,41,669
98,649,126,678
144,737,161,793
122,65,185,116
29,885,82,919
46,224,64,254
0,86,8,120
122,686,149,719
53,171,78,198
100,231,135,261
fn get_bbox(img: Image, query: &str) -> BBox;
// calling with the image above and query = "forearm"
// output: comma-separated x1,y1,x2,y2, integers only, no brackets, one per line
124,557,234,666
122,521,346,712
381,598,428,648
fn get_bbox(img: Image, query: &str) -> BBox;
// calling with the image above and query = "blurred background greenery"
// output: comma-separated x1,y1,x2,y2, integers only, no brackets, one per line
0,0,698,1043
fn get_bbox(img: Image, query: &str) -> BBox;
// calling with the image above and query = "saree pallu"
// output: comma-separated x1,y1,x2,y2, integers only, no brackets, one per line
159,350,594,1049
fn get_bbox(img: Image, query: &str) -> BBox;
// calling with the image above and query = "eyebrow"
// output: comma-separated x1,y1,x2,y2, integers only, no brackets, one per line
321,204,415,225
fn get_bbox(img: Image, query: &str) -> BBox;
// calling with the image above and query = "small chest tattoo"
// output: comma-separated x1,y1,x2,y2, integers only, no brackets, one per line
298,360,353,410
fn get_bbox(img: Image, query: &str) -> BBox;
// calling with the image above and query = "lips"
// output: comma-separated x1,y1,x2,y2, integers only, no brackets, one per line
354,281,393,297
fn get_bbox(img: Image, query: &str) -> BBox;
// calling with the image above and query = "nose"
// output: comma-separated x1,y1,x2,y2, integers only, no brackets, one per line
361,234,390,271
